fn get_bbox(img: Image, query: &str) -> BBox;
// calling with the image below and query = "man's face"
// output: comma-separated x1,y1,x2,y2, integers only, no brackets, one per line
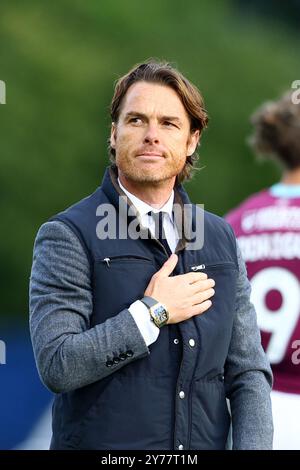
110,82,199,185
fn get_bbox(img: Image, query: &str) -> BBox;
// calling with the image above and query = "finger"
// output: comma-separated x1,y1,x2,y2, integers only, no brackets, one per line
189,278,215,294
155,253,178,278
191,288,215,305
188,300,212,317
179,271,208,284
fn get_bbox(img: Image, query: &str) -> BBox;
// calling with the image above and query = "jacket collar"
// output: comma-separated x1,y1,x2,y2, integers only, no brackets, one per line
101,165,196,252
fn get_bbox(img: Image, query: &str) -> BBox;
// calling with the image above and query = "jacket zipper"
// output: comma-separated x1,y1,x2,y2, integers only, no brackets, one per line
190,261,235,271
100,255,153,267
190,264,206,271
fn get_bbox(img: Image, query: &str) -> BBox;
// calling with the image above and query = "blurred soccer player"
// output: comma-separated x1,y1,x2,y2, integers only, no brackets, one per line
226,91,300,449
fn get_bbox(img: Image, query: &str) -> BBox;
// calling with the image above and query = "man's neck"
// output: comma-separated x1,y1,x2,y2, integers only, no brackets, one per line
118,173,175,209
281,167,300,185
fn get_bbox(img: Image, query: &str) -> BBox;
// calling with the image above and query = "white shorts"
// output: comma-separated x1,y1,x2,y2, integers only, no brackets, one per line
272,390,300,450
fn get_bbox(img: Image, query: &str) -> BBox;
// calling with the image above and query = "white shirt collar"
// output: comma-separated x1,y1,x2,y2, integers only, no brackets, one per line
118,177,174,220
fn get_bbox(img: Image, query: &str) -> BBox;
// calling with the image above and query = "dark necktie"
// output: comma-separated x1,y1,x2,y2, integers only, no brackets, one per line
148,211,172,257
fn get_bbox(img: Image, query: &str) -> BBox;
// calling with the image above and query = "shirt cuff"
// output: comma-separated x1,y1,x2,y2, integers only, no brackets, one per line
129,300,160,346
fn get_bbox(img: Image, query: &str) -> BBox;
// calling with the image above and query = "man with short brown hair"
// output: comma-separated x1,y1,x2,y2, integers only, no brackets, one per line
30,60,273,450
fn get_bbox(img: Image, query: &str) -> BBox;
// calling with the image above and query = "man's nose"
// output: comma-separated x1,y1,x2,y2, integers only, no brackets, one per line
143,123,160,145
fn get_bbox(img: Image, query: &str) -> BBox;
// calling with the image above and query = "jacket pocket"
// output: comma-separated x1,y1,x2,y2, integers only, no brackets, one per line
189,376,230,450
92,254,156,324
190,261,238,377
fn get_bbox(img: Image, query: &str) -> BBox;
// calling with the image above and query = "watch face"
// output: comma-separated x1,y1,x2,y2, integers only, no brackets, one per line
153,305,168,323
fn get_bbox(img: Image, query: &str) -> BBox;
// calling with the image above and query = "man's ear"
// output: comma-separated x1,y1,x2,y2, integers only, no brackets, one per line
110,122,117,149
187,130,200,157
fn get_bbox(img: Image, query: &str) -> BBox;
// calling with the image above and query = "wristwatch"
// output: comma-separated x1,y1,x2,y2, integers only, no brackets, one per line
140,296,169,328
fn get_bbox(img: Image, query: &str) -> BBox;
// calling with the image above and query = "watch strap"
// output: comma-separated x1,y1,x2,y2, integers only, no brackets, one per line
140,296,159,309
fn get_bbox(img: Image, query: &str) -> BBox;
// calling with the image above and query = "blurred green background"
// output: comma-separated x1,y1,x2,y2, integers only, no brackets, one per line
0,0,299,318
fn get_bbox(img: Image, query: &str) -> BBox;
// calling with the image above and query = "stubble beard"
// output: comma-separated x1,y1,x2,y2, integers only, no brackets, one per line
116,153,186,185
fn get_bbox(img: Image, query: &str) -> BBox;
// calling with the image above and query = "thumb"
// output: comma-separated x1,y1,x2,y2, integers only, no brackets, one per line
156,253,178,278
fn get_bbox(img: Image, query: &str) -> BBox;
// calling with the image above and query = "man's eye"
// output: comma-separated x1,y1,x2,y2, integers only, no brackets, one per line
129,117,142,124
164,121,176,128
